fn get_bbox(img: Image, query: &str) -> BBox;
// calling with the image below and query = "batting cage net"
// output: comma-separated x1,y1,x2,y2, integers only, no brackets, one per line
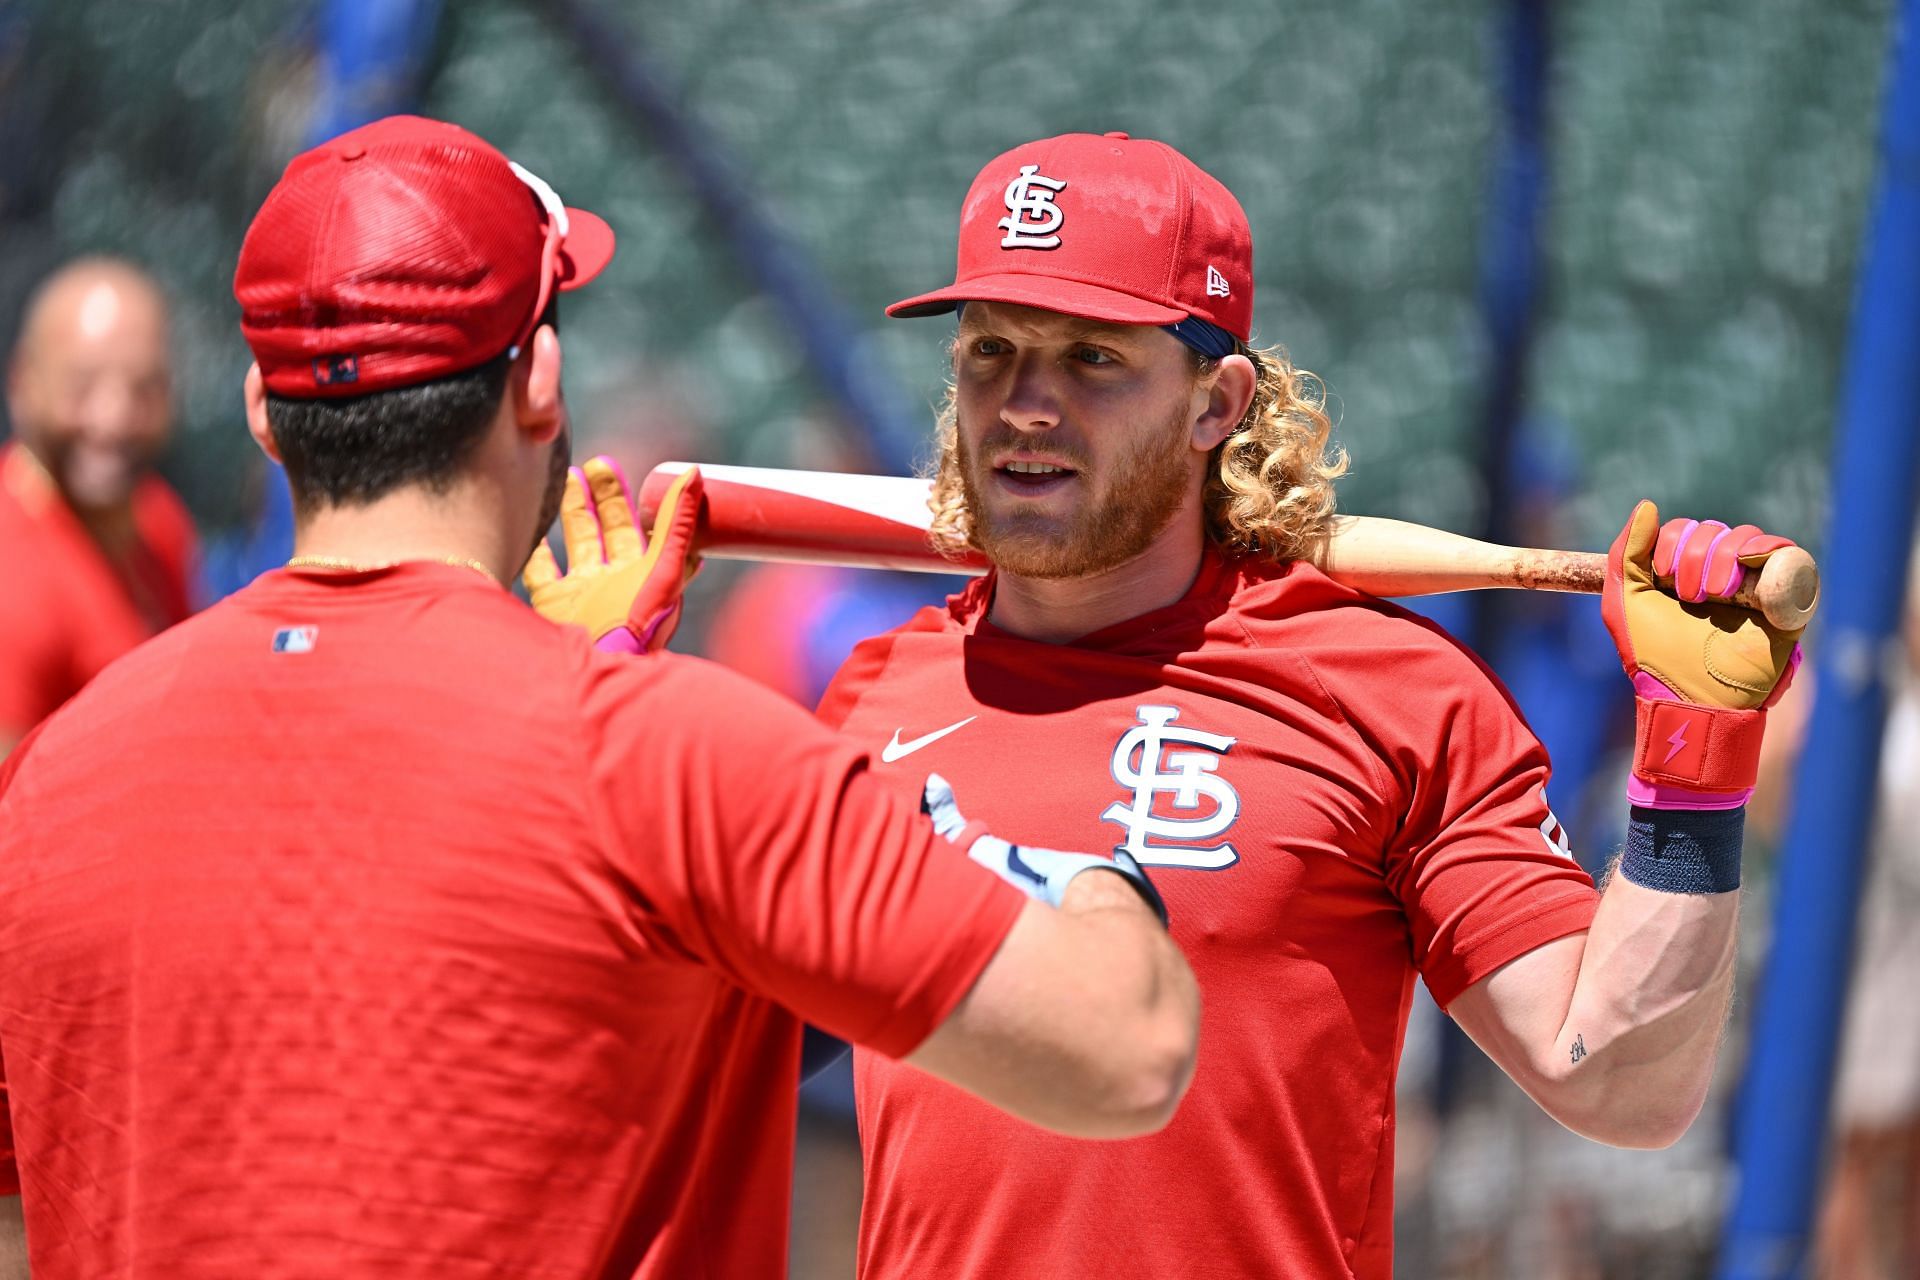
0,1,1906,1276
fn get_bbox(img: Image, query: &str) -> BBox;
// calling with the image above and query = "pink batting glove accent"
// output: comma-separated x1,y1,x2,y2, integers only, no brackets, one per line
630,605,680,652
1761,642,1805,710
599,455,636,511
1653,519,1700,580
1690,524,1735,602
595,628,644,654
1627,777,1755,810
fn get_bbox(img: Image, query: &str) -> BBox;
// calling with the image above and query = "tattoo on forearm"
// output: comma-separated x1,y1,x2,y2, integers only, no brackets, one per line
1569,1033,1588,1064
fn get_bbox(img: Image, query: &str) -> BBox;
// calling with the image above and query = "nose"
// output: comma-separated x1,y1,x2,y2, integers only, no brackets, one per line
999,353,1063,435
79,372,165,446
80,375,139,439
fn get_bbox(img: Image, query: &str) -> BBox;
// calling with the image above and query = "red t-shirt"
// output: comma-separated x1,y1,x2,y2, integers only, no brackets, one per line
0,562,1023,1279
817,550,1601,1280
0,443,198,735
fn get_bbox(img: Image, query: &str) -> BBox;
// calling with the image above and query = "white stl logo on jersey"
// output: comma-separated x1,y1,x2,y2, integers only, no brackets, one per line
1101,704,1241,869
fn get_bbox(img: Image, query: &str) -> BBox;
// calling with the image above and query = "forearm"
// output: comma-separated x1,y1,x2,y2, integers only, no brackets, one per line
907,872,1200,1137
1456,804,1749,1147
1547,869,1739,1144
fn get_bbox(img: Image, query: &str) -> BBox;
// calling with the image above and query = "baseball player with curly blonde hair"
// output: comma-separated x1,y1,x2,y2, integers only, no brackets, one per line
541,130,1805,1278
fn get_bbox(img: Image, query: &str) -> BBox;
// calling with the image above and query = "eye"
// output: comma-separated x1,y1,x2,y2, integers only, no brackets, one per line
1073,345,1118,366
968,337,1008,357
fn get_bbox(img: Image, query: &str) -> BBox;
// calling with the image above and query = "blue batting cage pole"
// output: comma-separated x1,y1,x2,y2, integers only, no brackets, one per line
1717,3,1920,1275
310,0,443,144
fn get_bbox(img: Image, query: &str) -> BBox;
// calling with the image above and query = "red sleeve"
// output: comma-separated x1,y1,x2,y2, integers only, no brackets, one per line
582,653,1025,1058
0,558,69,735
1310,615,1601,1009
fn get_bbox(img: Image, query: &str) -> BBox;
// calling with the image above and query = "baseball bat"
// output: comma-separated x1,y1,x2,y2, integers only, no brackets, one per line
636,462,1820,631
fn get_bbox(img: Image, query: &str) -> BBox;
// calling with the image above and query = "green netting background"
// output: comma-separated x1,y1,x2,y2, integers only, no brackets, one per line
0,4,1901,1275
0,0,1892,555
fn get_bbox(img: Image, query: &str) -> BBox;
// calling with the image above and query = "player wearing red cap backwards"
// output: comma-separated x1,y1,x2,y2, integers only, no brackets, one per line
542,130,1806,1277
0,117,1201,1280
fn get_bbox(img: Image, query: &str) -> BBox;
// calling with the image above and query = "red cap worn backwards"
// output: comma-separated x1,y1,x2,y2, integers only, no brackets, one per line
888,131,1254,342
235,115,616,397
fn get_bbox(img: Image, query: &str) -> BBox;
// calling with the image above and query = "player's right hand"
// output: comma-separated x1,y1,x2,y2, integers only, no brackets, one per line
523,457,705,654
1602,500,1803,807
920,774,1170,926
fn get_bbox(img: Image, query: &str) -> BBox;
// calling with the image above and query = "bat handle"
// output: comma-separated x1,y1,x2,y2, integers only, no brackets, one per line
1562,546,1820,630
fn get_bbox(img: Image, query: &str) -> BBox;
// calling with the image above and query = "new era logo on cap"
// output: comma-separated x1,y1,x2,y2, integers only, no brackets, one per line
889,131,1254,341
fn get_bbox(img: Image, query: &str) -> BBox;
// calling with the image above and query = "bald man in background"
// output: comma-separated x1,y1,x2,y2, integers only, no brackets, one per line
0,258,198,756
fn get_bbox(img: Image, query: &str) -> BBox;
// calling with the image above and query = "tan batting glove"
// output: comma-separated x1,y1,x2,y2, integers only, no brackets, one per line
1602,499,1804,806
522,457,705,654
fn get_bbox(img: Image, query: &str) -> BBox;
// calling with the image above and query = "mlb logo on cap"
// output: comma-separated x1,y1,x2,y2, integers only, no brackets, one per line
312,354,359,387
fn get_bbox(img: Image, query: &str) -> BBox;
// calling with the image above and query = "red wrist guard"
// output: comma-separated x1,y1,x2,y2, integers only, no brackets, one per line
1631,697,1766,799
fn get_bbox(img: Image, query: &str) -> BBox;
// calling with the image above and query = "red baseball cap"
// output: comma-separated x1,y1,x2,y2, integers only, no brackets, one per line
235,115,616,397
888,131,1253,342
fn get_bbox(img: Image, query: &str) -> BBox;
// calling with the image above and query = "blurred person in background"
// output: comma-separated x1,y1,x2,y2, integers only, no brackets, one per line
1813,537,1920,1280
0,257,197,755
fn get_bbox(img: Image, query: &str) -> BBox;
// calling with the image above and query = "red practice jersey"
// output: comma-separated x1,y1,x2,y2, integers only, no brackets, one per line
0,562,1023,1279
817,550,1601,1280
0,442,198,735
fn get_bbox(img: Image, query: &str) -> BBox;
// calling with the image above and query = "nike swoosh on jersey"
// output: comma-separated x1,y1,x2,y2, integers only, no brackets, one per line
880,716,978,763
1003,845,1049,889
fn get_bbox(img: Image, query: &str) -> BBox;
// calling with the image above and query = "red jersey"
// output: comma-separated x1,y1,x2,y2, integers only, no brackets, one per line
817,550,1601,1280
0,562,1023,1279
0,443,198,735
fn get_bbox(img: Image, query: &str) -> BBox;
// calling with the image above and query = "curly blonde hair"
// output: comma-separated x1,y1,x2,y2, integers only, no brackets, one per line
923,341,1347,564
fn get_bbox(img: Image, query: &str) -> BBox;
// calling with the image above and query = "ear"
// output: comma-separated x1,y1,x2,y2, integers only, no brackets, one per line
1190,353,1257,453
512,325,564,445
243,363,283,463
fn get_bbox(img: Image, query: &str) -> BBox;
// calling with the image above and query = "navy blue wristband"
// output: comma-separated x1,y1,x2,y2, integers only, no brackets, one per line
1619,805,1745,894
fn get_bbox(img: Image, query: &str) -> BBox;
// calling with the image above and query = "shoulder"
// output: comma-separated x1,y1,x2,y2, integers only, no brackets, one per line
816,589,969,725
1221,557,1530,723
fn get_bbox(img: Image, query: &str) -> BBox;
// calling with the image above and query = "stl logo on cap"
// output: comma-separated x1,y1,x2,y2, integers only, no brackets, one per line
998,165,1068,249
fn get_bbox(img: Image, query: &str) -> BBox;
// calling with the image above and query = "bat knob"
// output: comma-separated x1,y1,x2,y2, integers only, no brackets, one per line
1754,547,1820,632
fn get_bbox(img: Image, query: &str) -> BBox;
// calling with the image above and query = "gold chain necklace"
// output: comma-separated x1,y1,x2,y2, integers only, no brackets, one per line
285,554,496,582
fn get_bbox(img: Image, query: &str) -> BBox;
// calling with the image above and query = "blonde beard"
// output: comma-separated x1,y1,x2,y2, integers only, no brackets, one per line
956,404,1195,580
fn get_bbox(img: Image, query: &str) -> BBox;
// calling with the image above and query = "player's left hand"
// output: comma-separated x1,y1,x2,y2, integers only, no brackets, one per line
920,774,1170,926
522,457,705,654
1602,500,1803,805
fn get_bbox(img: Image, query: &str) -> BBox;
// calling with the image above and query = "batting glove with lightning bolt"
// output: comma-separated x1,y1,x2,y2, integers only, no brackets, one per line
1602,500,1804,809
920,774,1170,926
523,457,705,654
